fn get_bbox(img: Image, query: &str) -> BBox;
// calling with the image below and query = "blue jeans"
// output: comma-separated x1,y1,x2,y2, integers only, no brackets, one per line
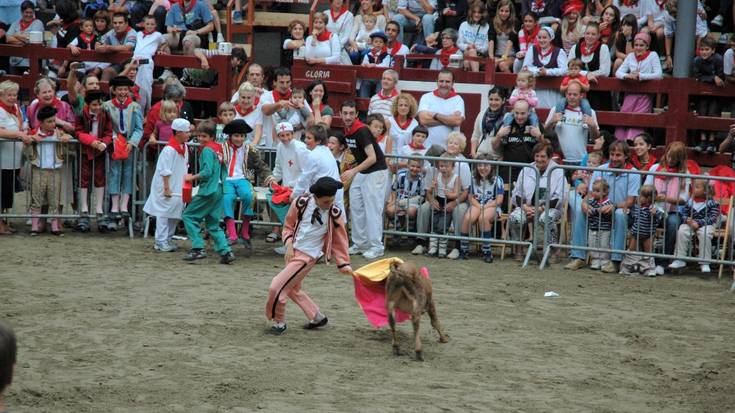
554,98,593,117
108,157,134,195
570,191,628,262
502,111,539,128
223,178,254,218
660,211,681,265
394,12,435,44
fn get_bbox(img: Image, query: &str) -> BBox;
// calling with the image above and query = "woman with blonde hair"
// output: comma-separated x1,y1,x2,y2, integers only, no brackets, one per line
388,92,418,152
305,12,343,65
492,0,519,73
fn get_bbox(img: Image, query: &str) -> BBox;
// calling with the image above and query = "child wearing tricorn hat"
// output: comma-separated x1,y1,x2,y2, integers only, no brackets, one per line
75,89,112,232
24,105,72,236
221,119,275,251
102,75,143,230
265,176,352,335
143,118,191,252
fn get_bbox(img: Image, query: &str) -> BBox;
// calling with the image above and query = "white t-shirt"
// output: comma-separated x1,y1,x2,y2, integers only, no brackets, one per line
417,91,465,149
724,48,734,76
388,116,419,151
293,196,329,259
235,106,263,144
283,38,306,60
0,106,23,170
545,106,597,163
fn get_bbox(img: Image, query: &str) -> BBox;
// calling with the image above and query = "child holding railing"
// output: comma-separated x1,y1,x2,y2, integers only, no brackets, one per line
619,185,664,277
581,179,613,270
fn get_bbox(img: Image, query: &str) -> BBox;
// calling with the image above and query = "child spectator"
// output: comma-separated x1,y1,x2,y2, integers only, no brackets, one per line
692,36,725,154
283,19,307,66
327,130,355,212
221,119,275,248
619,184,664,276
67,17,107,76
75,90,111,232
571,150,603,195
273,121,308,193
149,99,177,147
553,59,593,119
457,2,491,72
25,106,72,236
427,154,460,257
181,120,236,264
361,31,392,68
669,179,721,273
502,69,539,127
143,118,191,252
103,76,143,228
272,87,311,141
265,177,352,335
581,179,613,270
216,102,236,143
663,0,708,71
367,113,391,155
385,158,424,229
293,124,344,211
397,126,430,170
133,15,169,111
458,153,504,262
234,82,264,146
612,13,638,74
349,13,380,64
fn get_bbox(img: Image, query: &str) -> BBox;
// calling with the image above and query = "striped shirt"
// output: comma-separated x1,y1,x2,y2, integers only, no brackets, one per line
681,199,721,227
392,169,424,199
629,203,662,239
470,176,504,205
368,91,398,117
587,197,613,232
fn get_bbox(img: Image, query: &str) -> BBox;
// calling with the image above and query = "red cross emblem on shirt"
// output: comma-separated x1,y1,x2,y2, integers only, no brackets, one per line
278,124,290,133
288,159,294,167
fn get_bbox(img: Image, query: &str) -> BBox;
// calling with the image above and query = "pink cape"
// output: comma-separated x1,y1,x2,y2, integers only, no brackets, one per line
352,267,430,328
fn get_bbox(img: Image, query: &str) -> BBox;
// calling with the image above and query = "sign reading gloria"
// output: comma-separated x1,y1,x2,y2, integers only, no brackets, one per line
304,70,331,79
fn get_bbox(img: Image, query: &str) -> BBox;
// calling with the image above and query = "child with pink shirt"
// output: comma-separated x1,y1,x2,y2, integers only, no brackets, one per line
502,69,539,127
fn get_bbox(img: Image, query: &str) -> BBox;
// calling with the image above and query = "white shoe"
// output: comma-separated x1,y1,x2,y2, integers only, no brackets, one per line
427,246,438,256
655,265,665,275
154,242,177,252
668,260,686,270
411,244,425,255
274,245,287,255
348,244,362,255
362,249,384,260
158,69,175,81
712,14,724,27
701,264,711,273
447,248,460,260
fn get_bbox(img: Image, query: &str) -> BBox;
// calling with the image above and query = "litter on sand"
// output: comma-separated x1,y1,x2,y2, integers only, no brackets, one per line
544,291,560,298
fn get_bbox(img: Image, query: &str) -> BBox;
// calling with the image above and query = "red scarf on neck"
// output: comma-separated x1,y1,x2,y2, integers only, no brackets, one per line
202,141,224,163
235,100,258,117
622,0,635,6
115,26,132,41
142,29,156,37
523,25,540,45
581,40,601,57
227,140,243,176
408,141,425,150
377,88,398,100
635,50,651,62
375,134,385,144
272,89,292,102
536,45,555,59
79,32,95,47
389,41,403,56
600,25,612,39
0,100,19,118
167,138,186,157
131,85,140,101
369,46,387,59
433,88,458,99
330,6,348,22
630,152,656,170
19,18,36,32
439,46,459,67
533,0,545,10
344,118,366,136
692,195,707,203
112,97,132,110
182,0,197,14
316,30,332,42
394,115,412,130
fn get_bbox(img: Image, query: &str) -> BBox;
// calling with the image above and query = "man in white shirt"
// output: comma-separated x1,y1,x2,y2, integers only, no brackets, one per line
544,81,599,165
260,67,313,148
368,69,399,117
417,69,465,149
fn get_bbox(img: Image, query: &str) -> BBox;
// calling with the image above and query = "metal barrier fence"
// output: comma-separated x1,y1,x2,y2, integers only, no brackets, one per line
539,164,735,280
383,153,542,267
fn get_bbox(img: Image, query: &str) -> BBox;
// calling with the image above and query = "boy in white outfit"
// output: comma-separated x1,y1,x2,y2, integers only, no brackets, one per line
143,118,190,252
293,123,344,211
273,121,308,190
134,15,169,111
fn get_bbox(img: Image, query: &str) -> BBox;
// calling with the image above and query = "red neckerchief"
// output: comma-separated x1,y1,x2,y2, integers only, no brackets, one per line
62,19,79,30
622,0,635,6
0,100,19,118
377,88,398,100
112,97,132,110
600,26,612,39
19,18,36,32
598,197,610,204
655,0,665,10
610,161,634,174
83,106,99,122
344,118,366,136
692,195,707,203
408,142,425,150
202,141,224,164
35,128,56,139
115,26,132,41
142,29,156,37
235,100,258,117
394,115,412,130
523,25,540,45
581,40,601,57
536,45,554,59
227,140,242,176
375,134,385,144
79,32,95,47
167,138,186,157
131,85,140,101
635,51,651,62
433,88,458,99
272,89,292,102
439,46,459,67
330,6,348,22
182,0,197,14
369,46,387,59
316,30,332,42
533,0,545,11
630,152,656,170
389,41,402,56
565,104,581,112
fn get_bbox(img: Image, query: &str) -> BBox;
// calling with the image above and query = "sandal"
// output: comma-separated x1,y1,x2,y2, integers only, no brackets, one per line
266,232,280,243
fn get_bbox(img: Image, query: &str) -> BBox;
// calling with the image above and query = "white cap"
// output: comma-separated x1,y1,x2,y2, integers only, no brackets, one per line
171,118,191,132
276,122,294,135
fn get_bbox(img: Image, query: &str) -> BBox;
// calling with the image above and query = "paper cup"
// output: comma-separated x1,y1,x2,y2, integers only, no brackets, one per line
28,31,43,44
218,42,232,55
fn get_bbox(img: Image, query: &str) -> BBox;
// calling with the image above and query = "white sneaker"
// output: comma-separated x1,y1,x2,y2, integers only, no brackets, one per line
712,14,724,27
427,246,438,256
362,249,384,260
447,248,460,260
655,265,665,275
411,244,425,255
668,260,686,270
274,245,287,255
154,242,177,252
348,244,362,255
701,264,711,273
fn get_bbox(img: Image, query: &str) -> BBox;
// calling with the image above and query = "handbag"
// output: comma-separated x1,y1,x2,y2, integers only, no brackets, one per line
112,133,129,160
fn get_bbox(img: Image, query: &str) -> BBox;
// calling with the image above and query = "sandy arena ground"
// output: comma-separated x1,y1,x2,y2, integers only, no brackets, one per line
1,230,735,413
